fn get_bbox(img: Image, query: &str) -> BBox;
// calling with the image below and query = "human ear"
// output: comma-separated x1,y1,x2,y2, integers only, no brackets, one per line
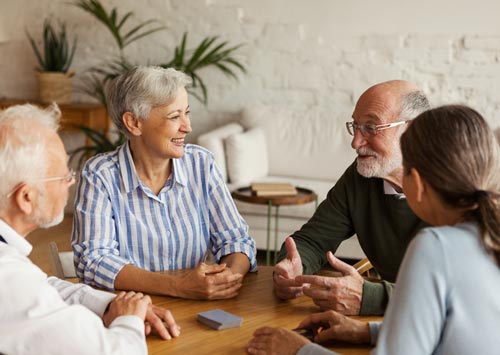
13,184,35,216
411,168,426,203
122,112,142,136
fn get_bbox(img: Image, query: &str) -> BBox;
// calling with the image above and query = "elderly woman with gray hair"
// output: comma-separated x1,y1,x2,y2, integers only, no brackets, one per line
72,66,256,299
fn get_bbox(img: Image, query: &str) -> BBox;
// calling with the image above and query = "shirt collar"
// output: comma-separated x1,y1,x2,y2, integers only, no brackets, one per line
0,219,33,256
118,141,141,193
383,180,406,199
118,141,188,193
171,153,188,187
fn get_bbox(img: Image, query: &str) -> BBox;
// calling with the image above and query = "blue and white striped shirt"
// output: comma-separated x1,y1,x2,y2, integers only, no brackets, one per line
72,142,257,290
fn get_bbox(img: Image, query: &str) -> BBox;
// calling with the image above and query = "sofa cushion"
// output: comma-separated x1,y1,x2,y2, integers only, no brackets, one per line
225,127,269,185
197,122,244,182
241,107,356,181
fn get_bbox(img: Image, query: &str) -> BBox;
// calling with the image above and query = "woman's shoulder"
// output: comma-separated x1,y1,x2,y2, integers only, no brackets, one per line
82,145,122,174
183,144,215,161
416,223,477,243
410,223,480,261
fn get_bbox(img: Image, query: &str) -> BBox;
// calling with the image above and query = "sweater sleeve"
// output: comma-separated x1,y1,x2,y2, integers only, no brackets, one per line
359,280,393,316
278,164,356,274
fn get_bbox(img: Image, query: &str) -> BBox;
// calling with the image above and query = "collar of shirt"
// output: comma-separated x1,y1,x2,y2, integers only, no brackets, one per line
0,218,32,256
118,141,188,194
383,180,406,199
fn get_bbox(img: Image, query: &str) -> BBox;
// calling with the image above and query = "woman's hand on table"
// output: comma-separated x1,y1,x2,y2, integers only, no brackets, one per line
173,262,243,300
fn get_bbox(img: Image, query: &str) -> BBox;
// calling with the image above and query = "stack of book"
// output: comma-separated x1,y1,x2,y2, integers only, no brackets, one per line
251,182,298,197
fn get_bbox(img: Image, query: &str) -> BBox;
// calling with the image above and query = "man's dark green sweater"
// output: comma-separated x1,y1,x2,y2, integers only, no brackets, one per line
278,161,426,315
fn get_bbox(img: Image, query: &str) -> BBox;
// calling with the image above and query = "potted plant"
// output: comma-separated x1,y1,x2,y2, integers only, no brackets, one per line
70,0,247,168
26,19,78,104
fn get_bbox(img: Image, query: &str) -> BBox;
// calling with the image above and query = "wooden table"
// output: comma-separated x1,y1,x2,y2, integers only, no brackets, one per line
232,187,317,265
148,266,376,355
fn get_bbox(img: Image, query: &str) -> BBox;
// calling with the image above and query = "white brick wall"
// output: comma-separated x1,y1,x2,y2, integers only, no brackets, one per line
1,0,500,138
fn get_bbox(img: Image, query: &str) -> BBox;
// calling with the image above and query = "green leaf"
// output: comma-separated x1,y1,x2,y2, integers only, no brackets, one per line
26,18,78,72
73,0,165,50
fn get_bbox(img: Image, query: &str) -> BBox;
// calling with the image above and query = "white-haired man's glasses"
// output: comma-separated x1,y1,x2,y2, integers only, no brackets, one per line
346,120,411,137
6,169,76,198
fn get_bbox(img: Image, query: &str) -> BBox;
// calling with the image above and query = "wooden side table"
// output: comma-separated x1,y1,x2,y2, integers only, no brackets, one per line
232,186,317,265
0,100,109,146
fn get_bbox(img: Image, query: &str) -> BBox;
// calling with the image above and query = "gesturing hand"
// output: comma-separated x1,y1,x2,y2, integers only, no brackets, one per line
297,310,370,344
296,251,364,315
273,237,304,300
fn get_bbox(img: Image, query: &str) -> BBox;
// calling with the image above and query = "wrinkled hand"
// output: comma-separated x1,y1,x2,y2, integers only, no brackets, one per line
174,262,243,300
296,251,364,315
144,304,180,340
103,291,151,327
297,310,370,344
246,327,310,355
273,237,304,300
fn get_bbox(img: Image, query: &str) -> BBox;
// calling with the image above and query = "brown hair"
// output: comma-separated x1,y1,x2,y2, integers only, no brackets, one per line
401,105,500,265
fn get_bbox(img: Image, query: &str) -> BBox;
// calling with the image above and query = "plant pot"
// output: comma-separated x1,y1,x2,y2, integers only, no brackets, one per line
36,71,74,104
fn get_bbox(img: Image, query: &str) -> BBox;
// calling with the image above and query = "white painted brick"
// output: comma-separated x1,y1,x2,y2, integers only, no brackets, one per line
258,89,317,107
427,49,453,64
464,36,500,50
242,24,265,40
393,48,425,63
361,35,403,50
257,23,305,52
450,63,500,77
404,34,454,49
456,49,497,64
326,36,363,51
3,0,500,145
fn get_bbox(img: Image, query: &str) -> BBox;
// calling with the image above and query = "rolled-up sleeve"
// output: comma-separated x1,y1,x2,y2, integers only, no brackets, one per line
72,169,130,290
208,160,257,271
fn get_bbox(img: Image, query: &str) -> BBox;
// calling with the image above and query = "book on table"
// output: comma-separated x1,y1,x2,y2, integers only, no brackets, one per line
250,182,298,196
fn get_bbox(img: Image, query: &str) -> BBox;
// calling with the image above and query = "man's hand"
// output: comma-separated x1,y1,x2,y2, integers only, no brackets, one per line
246,326,310,355
273,237,304,300
103,291,151,327
297,310,370,344
173,262,243,300
295,251,364,315
144,305,180,340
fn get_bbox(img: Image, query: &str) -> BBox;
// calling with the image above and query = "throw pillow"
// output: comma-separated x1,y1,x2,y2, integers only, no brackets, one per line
225,127,269,185
197,123,244,182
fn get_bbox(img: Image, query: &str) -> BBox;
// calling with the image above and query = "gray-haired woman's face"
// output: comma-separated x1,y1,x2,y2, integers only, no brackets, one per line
135,87,191,160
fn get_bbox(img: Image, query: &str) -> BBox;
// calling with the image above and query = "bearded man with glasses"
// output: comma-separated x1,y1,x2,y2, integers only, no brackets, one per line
273,80,430,316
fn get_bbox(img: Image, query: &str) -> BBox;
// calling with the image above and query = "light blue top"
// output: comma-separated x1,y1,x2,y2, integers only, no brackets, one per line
298,222,500,355
72,142,257,289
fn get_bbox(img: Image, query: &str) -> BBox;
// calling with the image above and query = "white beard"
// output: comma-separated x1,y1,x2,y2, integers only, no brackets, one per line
32,188,66,229
356,145,402,178
38,210,65,229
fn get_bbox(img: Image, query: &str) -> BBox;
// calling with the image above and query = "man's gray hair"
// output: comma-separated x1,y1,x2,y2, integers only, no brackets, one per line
400,91,430,121
105,66,192,136
0,104,60,213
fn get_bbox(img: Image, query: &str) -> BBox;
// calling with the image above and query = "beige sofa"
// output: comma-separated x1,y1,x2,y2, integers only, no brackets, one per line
198,106,366,260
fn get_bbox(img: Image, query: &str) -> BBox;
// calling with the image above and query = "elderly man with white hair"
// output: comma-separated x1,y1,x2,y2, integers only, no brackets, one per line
0,104,179,354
